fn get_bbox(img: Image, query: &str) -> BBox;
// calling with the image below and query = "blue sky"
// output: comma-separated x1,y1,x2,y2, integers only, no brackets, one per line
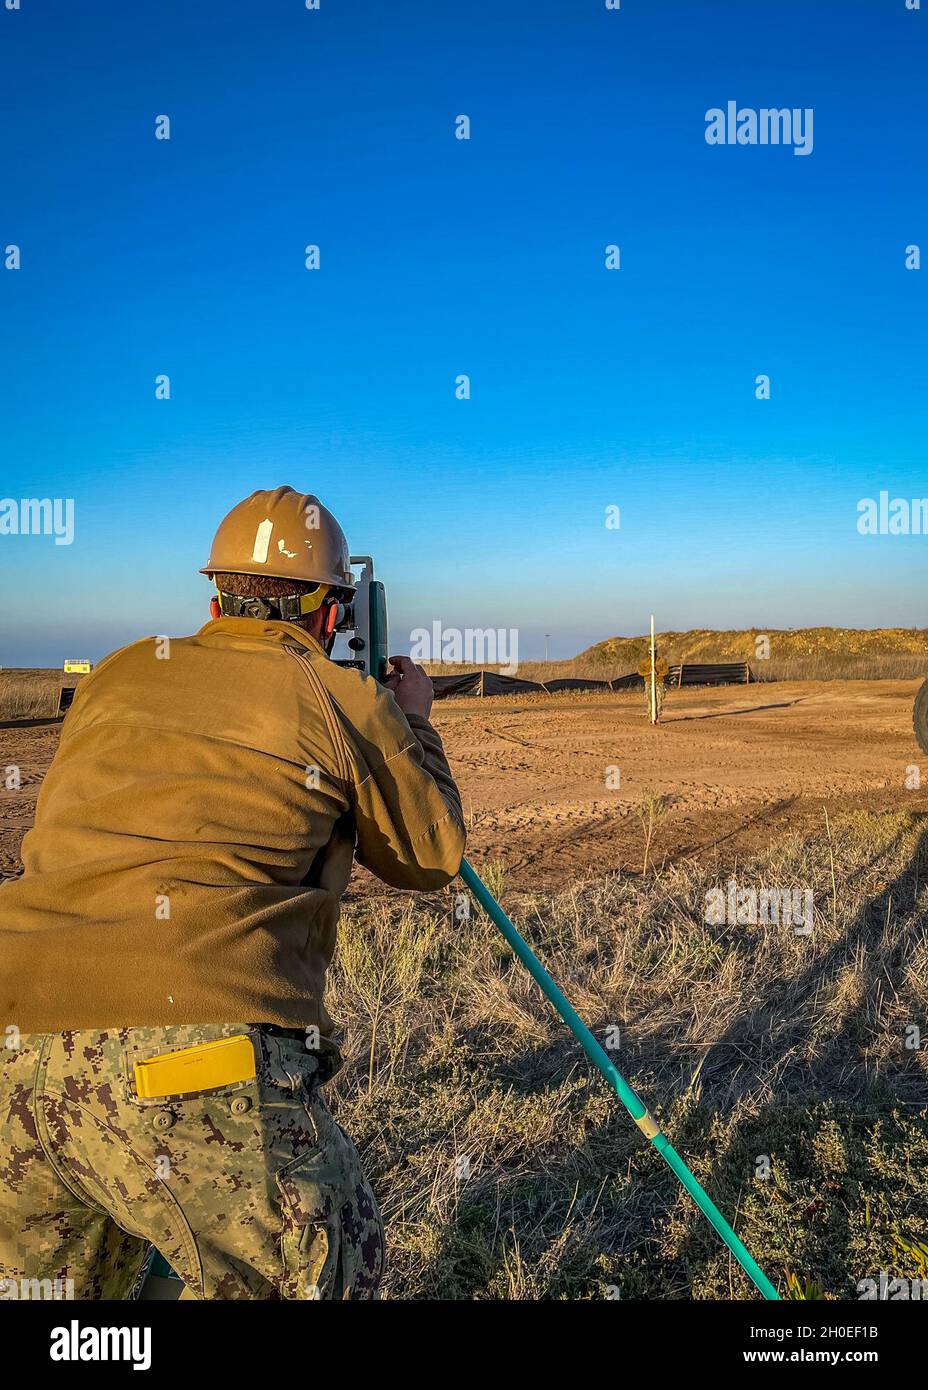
1,0,926,665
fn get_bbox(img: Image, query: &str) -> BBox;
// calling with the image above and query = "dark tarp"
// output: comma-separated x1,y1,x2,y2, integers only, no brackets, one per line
480,672,546,696
430,664,752,698
430,672,483,698
665,662,752,687
430,671,547,698
432,671,632,698
544,677,611,692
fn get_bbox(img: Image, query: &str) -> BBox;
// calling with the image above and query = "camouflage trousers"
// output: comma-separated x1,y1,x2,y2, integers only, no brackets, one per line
0,1025,384,1300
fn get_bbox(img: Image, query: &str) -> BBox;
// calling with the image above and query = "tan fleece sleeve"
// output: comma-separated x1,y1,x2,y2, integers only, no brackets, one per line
403,712,464,829
351,711,466,891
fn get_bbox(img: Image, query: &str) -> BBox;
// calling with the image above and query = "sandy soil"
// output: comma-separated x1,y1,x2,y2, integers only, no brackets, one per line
2,680,926,891
430,680,928,888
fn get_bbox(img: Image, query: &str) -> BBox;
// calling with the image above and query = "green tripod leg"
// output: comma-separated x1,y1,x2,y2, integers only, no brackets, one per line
458,857,780,1301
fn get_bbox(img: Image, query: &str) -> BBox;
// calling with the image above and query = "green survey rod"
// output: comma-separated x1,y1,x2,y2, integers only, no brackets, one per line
458,857,780,1301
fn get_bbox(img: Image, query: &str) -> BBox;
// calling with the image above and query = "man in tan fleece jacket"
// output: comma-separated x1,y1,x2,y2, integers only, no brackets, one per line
0,487,465,1299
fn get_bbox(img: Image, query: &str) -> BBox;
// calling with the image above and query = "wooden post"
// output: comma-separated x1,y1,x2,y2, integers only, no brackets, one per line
649,615,657,725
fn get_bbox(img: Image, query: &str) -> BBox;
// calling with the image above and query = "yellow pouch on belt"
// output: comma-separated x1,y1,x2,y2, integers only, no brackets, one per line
133,1035,256,1099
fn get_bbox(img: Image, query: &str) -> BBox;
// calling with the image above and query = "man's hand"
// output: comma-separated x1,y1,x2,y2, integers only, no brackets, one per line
383,655,433,720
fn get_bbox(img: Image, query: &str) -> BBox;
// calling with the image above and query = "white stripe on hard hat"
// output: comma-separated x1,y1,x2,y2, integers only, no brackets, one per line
251,519,273,564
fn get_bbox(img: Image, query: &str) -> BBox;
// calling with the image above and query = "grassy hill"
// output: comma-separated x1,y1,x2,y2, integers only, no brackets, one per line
577,627,928,682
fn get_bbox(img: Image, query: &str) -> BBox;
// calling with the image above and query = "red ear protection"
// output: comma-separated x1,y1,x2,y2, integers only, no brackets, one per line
322,598,340,641
210,596,221,620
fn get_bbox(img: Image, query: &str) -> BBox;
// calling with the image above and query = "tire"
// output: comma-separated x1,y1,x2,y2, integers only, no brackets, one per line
913,678,928,755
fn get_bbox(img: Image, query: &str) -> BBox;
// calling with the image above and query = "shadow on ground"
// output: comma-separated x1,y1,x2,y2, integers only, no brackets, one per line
377,818,928,1299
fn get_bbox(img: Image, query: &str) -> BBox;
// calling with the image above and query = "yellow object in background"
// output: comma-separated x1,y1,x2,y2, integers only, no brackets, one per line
134,1034,256,1099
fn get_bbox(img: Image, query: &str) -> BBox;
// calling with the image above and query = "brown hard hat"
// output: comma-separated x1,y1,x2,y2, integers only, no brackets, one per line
201,487,355,590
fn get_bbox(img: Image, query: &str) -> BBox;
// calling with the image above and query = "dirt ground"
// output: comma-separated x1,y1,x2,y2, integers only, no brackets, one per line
431,679,928,888
2,680,926,890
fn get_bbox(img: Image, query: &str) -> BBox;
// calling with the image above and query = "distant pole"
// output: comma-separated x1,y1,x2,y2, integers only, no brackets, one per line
649,614,657,725
544,634,550,662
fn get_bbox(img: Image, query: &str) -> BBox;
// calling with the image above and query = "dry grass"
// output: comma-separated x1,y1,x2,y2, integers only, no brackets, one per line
759,656,927,683
328,809,928,1299
0,670,86,720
